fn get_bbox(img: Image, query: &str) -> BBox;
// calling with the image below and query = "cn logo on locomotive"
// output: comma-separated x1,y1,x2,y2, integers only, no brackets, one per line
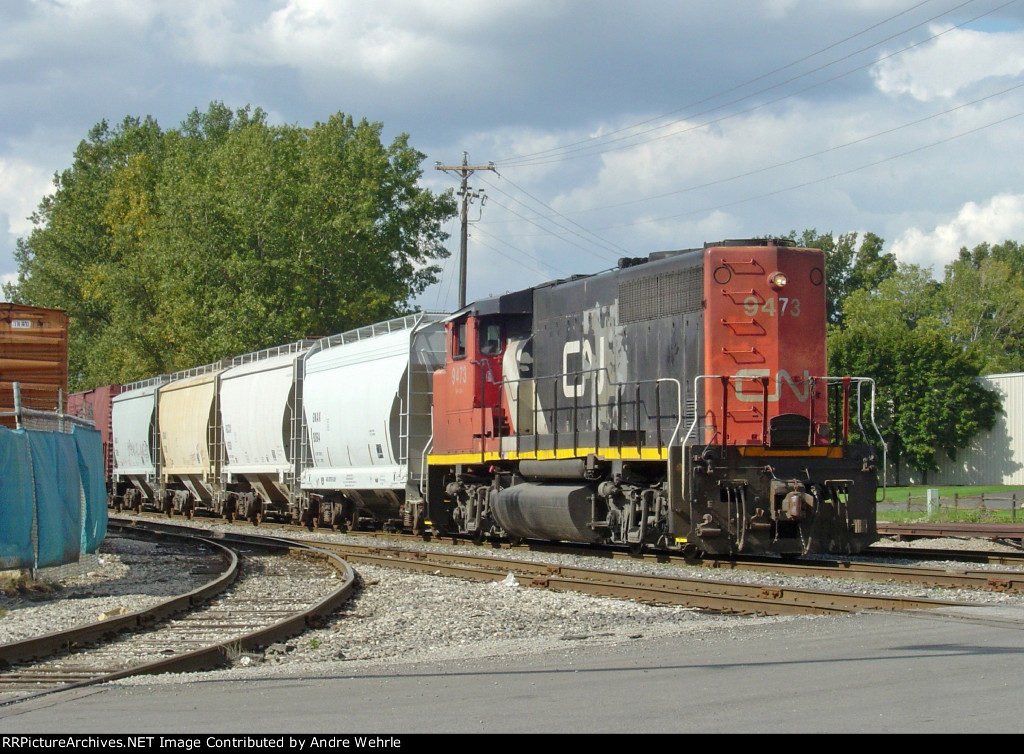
732,368,814,402
561,336,607,399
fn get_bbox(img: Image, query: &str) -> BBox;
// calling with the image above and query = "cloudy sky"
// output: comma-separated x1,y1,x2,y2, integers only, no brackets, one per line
2,0,1023,311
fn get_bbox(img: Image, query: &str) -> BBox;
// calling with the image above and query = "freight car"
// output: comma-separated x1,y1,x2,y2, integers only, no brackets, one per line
76,239,881,556
101,316,446,528
0,303,69,428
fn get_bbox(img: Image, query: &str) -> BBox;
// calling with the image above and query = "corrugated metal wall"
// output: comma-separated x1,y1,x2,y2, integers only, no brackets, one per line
902,373,1024,485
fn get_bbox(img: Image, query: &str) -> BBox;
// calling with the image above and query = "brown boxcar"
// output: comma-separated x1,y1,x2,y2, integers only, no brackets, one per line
68,384,122,489
0,303,69,427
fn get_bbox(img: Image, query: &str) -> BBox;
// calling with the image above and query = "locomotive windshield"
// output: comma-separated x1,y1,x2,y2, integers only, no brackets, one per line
479,321,503,355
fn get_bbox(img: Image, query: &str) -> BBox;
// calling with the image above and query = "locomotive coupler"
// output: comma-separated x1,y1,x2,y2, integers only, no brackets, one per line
770,480,815,521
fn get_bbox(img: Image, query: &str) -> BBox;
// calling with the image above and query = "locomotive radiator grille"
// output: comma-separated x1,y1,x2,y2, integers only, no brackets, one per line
619,266,702,323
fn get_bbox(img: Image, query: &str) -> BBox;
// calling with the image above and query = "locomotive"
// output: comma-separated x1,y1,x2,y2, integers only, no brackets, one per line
71,239,881,556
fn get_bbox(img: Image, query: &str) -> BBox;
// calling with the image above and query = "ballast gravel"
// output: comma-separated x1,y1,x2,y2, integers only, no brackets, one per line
2,521,1023,686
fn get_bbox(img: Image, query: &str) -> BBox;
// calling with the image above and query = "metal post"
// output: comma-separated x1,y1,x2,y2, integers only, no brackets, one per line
13,381,22,430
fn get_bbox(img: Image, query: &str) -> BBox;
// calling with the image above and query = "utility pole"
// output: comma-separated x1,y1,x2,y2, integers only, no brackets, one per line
435,153,496,309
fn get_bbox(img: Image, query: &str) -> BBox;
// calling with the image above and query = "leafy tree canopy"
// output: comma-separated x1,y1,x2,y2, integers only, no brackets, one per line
784,229,896,326
827,261,1001,477
5,103,456,388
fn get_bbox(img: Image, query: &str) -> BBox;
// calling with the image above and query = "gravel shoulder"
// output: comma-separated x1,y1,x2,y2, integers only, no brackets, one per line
2,523,1022,687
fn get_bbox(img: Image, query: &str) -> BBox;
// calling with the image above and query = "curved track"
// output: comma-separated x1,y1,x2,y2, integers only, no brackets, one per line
0,522,356,706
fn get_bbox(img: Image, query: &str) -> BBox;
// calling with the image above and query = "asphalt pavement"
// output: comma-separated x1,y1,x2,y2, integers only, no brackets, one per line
2,604,1023,735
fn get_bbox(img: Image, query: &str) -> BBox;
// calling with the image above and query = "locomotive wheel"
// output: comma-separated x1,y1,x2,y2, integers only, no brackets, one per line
681,544,702,564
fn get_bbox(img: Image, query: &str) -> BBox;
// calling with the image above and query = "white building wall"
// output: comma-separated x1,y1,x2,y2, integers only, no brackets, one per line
901,373,1024,485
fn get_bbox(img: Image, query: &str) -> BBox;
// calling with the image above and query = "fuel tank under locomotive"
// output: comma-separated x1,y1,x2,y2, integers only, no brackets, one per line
490,482,605,544
488,459,659,546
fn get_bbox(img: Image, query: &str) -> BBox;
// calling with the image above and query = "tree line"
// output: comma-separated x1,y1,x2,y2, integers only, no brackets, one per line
5,103,1018,478
4,103,456,388
791,229,1017,479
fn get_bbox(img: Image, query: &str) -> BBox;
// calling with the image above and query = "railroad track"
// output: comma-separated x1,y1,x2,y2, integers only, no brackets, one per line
0,524,356,705
878,521,1024,544
285,538,977,616
112,511,1024,601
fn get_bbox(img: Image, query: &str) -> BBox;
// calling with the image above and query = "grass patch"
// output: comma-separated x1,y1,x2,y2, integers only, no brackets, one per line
0,572,58,599
877,484,1024,524
878,509,1022,524
881,484,1023,503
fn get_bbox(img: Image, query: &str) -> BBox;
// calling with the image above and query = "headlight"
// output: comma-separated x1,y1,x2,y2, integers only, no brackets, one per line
769,271,787,289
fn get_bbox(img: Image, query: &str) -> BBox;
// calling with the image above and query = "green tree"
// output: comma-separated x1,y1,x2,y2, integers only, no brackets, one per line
938,241,1024,374
830,267,1000,480
785,229,896,326
5,103,456,388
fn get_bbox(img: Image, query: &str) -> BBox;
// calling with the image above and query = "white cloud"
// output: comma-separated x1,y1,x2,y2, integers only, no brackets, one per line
178,0,549,81
872,25,1024,101
0,156,51,236
890,193,1024,272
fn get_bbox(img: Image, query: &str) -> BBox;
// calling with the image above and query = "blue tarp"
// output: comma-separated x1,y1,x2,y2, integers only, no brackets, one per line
73,425,107,554
28,430,81,567
0,425,107,570
0,427,34,570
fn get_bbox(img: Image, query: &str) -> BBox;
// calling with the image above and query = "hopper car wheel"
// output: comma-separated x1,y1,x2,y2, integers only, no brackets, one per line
628,542,645,557
410,512,425,537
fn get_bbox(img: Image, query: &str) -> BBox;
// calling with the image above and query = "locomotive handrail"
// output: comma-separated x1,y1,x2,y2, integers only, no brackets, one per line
489,365,682,459
681,374,886,502
817,376,886,496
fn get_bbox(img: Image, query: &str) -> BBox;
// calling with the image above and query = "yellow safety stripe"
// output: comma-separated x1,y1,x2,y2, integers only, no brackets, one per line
428,446,670,465
428,445,844,465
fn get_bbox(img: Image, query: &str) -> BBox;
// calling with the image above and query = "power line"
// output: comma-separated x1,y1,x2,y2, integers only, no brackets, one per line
434,153,496,308
477,174,629,261
597,107,1024,232
511,79,1024,221
497,0,1005,168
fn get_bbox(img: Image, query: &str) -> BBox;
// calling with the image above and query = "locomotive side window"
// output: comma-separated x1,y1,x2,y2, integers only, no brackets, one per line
479,322,503,355
452,320,467,359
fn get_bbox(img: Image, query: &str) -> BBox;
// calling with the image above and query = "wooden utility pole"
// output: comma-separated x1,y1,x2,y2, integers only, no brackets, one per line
435,153,496,309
